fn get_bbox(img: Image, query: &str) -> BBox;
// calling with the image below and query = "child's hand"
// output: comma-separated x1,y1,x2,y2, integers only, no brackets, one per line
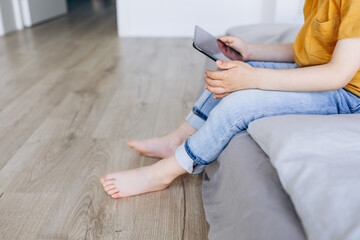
218,36,251,61
204,60,259,99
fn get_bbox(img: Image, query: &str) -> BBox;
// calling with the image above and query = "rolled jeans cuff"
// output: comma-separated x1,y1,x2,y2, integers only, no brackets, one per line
175,142,206,174
185,111,206,130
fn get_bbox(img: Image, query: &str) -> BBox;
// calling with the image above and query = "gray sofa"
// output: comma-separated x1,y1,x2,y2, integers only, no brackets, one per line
203,133,306,240
201,24,360,240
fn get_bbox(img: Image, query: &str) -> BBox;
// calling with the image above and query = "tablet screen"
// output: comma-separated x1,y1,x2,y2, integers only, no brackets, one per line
194,26,243,61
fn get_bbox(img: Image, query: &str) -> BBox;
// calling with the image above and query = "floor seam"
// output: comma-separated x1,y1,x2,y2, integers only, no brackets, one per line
181,177,186,240
84,197,94,240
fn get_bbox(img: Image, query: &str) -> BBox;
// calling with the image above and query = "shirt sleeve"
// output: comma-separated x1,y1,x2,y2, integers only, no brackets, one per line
338,0,360,39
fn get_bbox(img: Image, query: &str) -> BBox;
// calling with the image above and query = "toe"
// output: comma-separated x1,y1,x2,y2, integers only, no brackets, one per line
104,184,115,191
128,140,144,149
100,175,108,183
127,141,135,148
107,189,120,195
103,180,115,187
111,193,121,198
101,174,115,184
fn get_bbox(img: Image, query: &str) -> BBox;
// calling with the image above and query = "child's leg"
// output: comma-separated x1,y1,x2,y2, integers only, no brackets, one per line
128,61,299,158
127,90,221,158
102,88,358,198
175,88,357,174
128,121,197,159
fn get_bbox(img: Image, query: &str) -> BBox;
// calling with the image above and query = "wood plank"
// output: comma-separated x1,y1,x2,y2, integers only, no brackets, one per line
0,1,209,239
0,193,59,240
0,70,118,193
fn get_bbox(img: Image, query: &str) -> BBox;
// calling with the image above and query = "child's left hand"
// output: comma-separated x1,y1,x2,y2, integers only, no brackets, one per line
205,60,259,99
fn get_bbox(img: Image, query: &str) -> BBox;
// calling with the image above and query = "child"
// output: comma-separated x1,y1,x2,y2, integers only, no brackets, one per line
101,0,360,198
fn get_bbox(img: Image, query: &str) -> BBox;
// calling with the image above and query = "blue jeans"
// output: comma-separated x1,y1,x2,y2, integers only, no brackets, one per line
175,61,360,174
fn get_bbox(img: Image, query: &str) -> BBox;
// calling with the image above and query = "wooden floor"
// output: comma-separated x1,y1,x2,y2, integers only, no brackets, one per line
0,1,209,239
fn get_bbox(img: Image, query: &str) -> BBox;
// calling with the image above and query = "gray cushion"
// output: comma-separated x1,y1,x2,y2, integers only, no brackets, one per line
226,24,302,44
203,132,306,240
247,114,360,240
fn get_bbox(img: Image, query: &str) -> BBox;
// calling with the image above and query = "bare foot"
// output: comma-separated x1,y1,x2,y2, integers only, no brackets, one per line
101,156,187,198
128,121,196,159
127,137,178,159
101,166,170,198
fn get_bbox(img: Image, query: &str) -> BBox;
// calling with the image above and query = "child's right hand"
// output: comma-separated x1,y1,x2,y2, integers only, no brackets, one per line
218,36,251,61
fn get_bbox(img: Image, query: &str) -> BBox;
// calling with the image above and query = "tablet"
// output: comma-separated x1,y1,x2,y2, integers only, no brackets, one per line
193,25,243,62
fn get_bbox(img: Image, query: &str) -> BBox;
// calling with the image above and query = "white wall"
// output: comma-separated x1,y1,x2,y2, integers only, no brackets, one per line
275,0,305,24
117,0,263,37
20,0,67,27
117,0,305,37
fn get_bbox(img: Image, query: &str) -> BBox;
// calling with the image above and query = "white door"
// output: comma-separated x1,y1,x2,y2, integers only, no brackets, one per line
20,0,68,27
0,0,20,35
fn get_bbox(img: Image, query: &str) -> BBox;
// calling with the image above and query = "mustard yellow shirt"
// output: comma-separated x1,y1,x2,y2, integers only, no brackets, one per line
293,0,360,96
